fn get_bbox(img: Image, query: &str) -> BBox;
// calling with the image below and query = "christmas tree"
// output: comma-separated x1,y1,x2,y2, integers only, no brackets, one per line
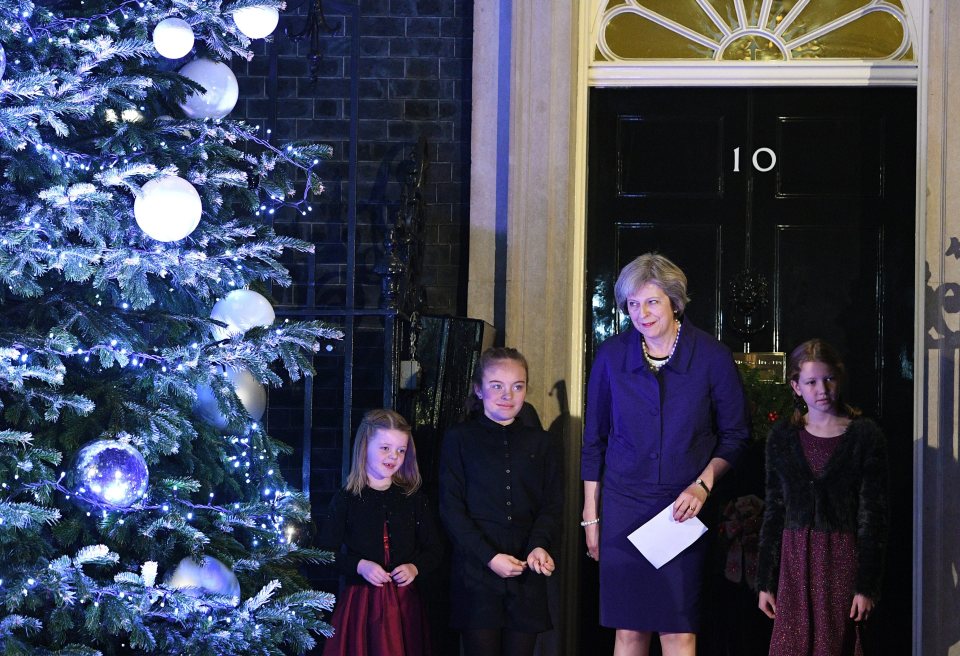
0,1,342,653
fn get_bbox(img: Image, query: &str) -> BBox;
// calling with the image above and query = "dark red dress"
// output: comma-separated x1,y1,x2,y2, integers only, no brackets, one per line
768,430,862,656
319,486,440,656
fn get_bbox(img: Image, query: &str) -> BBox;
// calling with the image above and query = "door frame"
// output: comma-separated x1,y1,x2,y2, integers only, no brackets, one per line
568,1,927,653
466,1,932,653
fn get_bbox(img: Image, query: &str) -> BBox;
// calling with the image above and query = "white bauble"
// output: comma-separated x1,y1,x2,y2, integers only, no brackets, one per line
227,367,266,421
194,368,266,427
133,175,202,242
168,556,240,604
232,6,280,39
210,289,275,339
178,58,239,120
153,17,195,59
193,382,229,430
0,43,6,81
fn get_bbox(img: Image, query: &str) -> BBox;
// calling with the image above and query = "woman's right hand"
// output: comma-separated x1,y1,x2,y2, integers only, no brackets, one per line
758,591,777,619
357,559,392,587
488,553,527,578
582,481,601,561
585,523,600,561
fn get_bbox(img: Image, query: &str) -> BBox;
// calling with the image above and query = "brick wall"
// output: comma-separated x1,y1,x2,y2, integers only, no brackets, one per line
229,1,472,614
234,0,471,317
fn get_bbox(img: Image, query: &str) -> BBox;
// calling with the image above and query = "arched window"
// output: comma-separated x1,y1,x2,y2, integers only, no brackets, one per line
593,0,914,63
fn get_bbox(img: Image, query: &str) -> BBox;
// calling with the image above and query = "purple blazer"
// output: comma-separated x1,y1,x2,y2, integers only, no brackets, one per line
581,319,750,494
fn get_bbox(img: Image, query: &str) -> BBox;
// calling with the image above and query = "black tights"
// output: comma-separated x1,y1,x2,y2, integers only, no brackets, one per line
461,628,538,656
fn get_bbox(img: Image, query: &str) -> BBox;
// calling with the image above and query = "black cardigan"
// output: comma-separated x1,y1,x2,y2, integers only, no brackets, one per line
317,485,442,586
756,417,889,599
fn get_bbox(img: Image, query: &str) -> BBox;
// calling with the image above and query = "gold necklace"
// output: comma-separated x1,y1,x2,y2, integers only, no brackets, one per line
642,320,681,371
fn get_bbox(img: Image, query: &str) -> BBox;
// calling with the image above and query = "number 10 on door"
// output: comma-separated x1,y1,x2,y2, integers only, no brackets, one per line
733,147,777,172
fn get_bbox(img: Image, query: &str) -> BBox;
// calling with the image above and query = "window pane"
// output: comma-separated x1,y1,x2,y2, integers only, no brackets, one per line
605,13,714,60
596,0,913,62
790,12,906,60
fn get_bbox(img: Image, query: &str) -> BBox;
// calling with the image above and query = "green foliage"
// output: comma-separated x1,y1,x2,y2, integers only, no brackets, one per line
0,0,340,652
737,363,794,441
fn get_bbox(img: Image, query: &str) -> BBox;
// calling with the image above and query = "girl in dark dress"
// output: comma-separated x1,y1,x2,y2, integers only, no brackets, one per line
757,340,889,656
320,409,442,656
439,347,562,656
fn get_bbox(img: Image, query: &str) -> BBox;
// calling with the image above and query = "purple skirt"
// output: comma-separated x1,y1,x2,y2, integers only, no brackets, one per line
769,528,862,656
599,484,708,633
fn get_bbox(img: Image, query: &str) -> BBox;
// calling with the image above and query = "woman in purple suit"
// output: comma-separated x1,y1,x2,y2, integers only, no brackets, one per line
581,253,750,656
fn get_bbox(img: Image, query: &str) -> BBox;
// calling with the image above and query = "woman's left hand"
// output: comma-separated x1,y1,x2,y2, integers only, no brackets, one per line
849,593,874,622
672,484,708,522
390,563,419,587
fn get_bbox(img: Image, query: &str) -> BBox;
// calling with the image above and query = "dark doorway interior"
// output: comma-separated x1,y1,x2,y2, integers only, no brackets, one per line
582,87,915,655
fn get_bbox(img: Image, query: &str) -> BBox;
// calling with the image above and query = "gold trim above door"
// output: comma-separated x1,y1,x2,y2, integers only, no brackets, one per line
588,0,920,86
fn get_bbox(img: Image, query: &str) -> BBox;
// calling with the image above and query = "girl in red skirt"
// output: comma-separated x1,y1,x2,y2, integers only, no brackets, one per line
320,409,442,656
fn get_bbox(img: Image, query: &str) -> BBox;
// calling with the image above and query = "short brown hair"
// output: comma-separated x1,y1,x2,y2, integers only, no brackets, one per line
614,253,690,315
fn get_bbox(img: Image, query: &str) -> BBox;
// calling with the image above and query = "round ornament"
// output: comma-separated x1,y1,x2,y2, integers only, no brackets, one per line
194,368,266,426
232,6,280,39
153,17,195,59
74,440,149,508
210,289,275,340
0,43,7,81
194,382,230,430
178,58,239,120
168,556,240,604
134,175,202,242
227,367,266,421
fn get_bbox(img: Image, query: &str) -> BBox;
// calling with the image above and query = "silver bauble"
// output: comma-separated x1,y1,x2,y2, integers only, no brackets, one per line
74,440,149,507
168,556,240,605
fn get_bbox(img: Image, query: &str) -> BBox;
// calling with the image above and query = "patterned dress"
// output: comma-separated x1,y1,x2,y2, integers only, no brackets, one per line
768,429,861,656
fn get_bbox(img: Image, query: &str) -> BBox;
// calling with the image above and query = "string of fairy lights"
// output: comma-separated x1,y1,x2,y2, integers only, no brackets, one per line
6,287,323,517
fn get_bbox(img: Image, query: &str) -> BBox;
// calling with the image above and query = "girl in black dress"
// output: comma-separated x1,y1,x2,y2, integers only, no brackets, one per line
320,409,441,656
439,347,562,656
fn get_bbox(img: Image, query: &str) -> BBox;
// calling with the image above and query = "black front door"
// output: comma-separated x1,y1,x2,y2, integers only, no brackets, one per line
583,87,915,655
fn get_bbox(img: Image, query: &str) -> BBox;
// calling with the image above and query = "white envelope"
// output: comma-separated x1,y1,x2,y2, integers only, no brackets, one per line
627,503,708,569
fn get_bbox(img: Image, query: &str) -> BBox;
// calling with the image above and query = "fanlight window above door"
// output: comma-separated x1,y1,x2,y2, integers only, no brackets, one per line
594,0,914,62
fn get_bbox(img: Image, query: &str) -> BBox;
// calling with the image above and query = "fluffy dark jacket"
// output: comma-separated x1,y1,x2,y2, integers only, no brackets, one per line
756,417,889,599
